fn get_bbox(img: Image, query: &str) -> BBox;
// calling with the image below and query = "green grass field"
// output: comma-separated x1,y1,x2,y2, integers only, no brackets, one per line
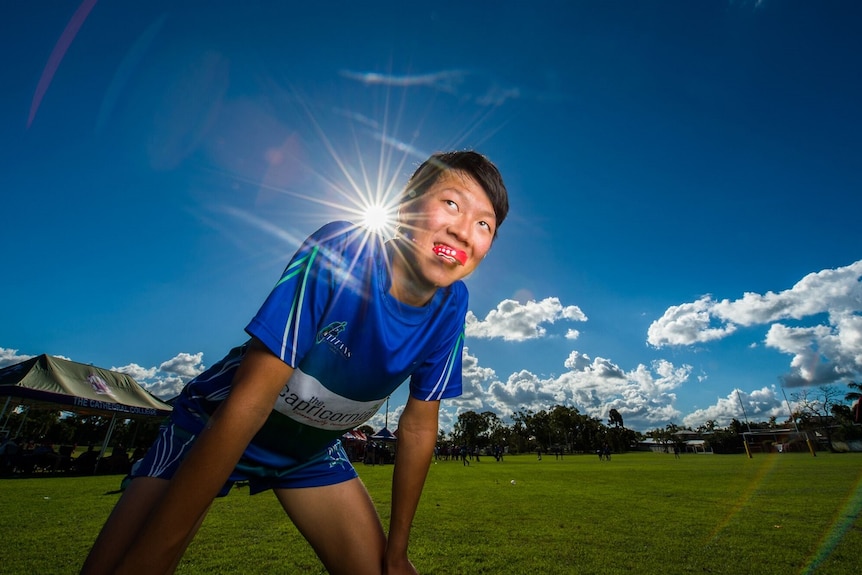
1,452,860,574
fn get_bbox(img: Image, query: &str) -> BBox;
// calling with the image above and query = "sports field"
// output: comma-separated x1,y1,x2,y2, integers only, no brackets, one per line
1,451,859,574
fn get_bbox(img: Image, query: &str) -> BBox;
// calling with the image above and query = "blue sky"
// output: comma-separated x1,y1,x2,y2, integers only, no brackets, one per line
2,1,861,433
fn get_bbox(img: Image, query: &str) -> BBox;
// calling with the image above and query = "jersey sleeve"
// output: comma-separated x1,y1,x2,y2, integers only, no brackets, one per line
408,285,468,401
245,221,352,367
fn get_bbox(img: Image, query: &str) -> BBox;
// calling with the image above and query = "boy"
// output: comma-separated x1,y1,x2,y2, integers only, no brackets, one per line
80,150,509,575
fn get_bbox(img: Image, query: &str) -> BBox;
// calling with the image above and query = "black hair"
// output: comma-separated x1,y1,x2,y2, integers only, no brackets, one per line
402,151,509,238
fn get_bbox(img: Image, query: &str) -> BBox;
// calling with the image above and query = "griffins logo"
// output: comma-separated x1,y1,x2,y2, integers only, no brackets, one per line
87,373,114,397
316,321,352,359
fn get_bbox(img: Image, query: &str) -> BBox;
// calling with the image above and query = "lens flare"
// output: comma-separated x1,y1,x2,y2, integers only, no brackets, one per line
29,0,99,128
200,65,506,292
801,470,862,574
360,201,397,235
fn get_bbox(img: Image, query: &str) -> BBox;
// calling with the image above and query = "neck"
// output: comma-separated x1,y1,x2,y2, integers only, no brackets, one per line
387,239,437,307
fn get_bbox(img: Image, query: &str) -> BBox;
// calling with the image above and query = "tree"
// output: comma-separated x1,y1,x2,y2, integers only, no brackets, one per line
646,423,680,453
605,424,639,453
453,410,496,450
530,410,552,451
509,409,533,454
503,404,641,455
548,405,577,451
791,385,846,452
510,407,570,453
845,381,862,404
704,420,716,432
845,381,862,423
708,424,744,454
608,408,624,428
483,411,509,450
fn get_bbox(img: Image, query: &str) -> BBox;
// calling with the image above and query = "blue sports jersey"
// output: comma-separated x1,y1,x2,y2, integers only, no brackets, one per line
173,221,467,462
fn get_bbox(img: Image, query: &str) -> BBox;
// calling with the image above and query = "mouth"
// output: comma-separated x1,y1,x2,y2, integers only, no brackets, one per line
432,244,468,266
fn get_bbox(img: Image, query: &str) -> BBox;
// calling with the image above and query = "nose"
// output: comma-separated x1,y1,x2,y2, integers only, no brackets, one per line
448,215,470,244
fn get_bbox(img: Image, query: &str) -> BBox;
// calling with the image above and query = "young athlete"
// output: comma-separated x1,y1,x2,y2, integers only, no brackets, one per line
80,150,509,575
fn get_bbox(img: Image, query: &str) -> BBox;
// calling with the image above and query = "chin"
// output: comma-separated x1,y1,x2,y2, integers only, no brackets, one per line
410,254,471,288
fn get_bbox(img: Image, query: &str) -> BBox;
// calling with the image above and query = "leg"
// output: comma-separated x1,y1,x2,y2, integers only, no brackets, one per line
164,506,210,574
274,478,386,575
80,477,170,575
80,477,210,575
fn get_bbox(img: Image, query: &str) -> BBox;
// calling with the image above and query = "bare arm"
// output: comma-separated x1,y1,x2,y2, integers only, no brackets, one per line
115,339,293,574
385,396,439,575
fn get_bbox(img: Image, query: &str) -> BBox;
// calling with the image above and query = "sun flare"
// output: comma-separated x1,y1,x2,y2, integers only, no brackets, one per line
360,200,397,236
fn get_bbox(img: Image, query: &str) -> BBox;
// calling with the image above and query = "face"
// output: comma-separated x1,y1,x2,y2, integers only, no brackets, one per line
394,170,497,304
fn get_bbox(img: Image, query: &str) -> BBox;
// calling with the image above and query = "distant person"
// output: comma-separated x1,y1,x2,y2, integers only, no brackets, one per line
32,442,59,472
106,444,131,475
493,444,504,462
81,151,509,575
673,445,680,459
0,434,19,473
131,446,146,462
536,446,542,461
74,444,99,475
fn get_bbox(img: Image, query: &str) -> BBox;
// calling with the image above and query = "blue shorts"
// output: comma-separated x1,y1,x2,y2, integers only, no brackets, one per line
133,421,359,495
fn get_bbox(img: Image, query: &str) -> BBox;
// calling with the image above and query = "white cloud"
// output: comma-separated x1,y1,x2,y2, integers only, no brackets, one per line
764,319,861,387
112,363,158,382
476,85,521,106
113,352,207,400
647,260,862,386
339,68,528,108
158,352,205,379
142,375,187,400
489,369,560,408
339,69,467,93
466,297,587,341
436,346,691,432
712,262,862,325
682,386,786,429
450,347,497,411
646,296,737,346
730,0,768,10
0,347,34,368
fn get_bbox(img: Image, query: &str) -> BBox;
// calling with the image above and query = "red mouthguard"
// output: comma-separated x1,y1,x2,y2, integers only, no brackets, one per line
433,244,468,265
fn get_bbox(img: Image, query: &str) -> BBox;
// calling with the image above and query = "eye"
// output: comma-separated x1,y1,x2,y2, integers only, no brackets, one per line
478,220,493,233
444,199,459,210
